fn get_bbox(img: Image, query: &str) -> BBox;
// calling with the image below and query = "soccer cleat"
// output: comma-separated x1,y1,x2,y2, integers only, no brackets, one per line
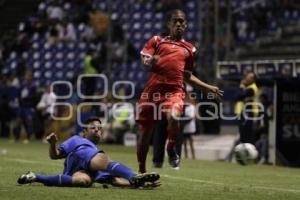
17,171,36,184
167,149,180,170
130,172,160,188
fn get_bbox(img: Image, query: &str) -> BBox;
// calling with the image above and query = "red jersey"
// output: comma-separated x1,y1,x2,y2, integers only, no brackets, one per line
140,35,196,94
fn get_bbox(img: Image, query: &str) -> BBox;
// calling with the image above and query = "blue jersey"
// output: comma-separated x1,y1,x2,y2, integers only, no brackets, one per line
58,135,100,156
59,136,112,182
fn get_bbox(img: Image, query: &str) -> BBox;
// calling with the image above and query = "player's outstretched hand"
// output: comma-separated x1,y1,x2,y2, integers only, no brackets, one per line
209,85,224,97
46,132,58,144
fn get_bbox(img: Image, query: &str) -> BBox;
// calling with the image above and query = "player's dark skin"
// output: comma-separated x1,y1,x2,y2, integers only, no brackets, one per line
149,11,187,65
147,10,223,96
138,10,223,173
168,10,187,41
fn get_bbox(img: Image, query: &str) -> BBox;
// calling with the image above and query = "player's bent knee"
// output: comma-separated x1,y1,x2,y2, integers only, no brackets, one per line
72,173,92,187
73,178,92,187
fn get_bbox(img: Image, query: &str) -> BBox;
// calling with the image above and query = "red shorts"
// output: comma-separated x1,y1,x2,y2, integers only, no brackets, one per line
136,92,184,131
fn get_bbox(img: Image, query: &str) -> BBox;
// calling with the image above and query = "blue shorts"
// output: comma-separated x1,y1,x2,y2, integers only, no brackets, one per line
62,146,113,182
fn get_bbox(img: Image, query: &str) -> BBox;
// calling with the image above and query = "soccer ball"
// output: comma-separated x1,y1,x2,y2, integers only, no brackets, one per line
234,143,258,165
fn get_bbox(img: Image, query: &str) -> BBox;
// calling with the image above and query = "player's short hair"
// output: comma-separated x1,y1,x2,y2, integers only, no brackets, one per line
166,9,186,22
84,116,101,128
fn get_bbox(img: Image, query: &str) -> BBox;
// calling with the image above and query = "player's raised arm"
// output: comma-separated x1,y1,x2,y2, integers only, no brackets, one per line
46,133,64,160
184,70,224,97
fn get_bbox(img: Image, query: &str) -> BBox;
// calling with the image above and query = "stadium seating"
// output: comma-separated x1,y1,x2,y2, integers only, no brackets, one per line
3,0,200,95
2,0,300,92
6,0,299,93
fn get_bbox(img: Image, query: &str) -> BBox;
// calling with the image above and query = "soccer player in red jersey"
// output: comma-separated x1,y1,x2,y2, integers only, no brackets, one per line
136,9,224,173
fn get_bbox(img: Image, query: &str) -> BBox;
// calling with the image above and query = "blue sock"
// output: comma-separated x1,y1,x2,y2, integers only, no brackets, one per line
106,162,137,180
35,174,72,186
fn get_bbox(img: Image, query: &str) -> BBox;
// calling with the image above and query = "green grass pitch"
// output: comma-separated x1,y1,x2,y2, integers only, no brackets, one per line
0,139,300,200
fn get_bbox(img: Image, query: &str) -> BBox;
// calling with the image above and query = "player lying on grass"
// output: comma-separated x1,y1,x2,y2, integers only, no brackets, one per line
17,117,160,188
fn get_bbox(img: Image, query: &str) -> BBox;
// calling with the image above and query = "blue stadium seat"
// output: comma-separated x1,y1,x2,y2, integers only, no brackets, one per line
153,23,162,31
155,13,163,20
283,10,292,24
44,71,52,79
144,12,152,21
79,52,85,59
55,52,64,60
38,2,46,12
33,52,40,60
187,1,196,9
32,42,40,50
186,32,193,40
122,23,129,31
137,71,144,79
45,61,52,69
57,42,64,50
133,13,141,20
292,10,300,22
9,52,17,60
35,80,41,87
132,22,141,30
22,52,29,60
98,2,106,10
133,33,142,40
44,52,52,60
128,71,134,79
55,71,64,79
33,61,41,69
67,52,75,60
63,2,71,11
67,42,76,50
55,61,64,69
44,42,51,50
231,0,238,9
247,31,256,44
67,62,75,69
187,12,196,20
78,42,87,50
33,71,41,79
268,21,278,33
32,33,41,41
65,71,75,79
143,22,152,30
133,4,141,11
10,61,17,70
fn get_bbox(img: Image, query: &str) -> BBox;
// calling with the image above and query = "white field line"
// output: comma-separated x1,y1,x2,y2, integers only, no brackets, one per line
2,158,62,167
162,174,300,194
3,157,300,193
